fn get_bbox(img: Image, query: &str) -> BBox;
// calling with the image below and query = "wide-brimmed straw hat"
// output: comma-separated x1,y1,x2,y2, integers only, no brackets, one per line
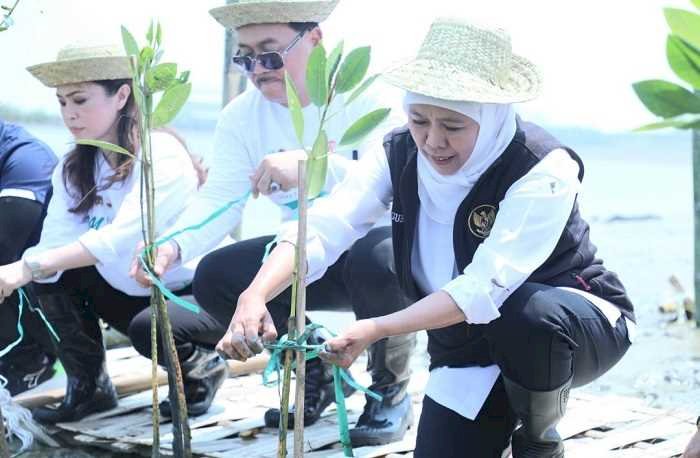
383,18,542,104
27,43,131,88
209,0,339,30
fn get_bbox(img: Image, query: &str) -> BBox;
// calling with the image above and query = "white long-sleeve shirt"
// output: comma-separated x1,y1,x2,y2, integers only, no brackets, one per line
25,132,201,296
171,84,404,264
278,144,634,419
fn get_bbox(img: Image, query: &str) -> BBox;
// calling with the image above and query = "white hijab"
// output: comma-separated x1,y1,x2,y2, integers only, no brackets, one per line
404,92,518,293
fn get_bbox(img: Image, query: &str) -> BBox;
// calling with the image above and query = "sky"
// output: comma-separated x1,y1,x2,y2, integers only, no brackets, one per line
0,0,696,132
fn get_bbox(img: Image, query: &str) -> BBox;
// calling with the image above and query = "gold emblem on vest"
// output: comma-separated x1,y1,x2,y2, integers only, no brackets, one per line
468,205,497,238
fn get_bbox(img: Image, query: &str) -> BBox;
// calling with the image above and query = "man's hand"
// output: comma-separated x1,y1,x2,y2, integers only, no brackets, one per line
129,240,179,287
0,260,32,304
216,290,277,362
684,429,700,458
249,150,307,198
319,319,381,369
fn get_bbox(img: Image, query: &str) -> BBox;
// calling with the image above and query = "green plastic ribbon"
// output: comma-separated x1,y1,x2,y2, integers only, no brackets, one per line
263,323,382,457
0,287,60,388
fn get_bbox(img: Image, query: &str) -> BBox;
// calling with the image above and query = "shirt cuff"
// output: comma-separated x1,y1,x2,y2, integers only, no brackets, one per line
441,274,501,324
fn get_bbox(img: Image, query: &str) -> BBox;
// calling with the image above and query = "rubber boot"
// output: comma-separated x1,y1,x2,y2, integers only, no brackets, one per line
264,329,356,428
0,343,56,396
32,294,117,423
350,333,416,446
503,375,573,458
159,346,228,417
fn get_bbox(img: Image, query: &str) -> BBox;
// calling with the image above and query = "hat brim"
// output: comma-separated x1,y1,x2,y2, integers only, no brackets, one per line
382,53,542,104
209,0,339,30
27,56,132,88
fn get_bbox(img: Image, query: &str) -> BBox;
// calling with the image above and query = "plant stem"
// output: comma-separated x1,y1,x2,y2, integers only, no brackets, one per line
293,161,308,457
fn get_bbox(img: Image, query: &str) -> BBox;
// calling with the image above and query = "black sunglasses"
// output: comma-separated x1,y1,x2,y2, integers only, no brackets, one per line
232,29,307,73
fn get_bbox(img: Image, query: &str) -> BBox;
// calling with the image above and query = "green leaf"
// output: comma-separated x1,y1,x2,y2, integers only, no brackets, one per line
335,46,371,93
145,63,177,93
632,79,700,117
339,108,391,146
693,0,700,10
345,74,379,106
151,82,191,128
326,40,344,87
153,49,164,65
285,72,305,146
146,19,155,45
76,139,135,158
664,8,700,51
179,70,191,84
121,26,139,57
156,22,162,47
306,44,328,107
667,35,700,89
132,84,145,112
635,114,700,131
139,46,154,76
306,130,328,199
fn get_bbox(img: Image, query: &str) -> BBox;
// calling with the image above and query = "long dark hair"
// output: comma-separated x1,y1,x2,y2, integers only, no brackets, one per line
62,79,137,214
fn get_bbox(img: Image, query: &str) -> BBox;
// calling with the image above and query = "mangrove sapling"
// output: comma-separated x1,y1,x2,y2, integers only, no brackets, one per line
77,20,193,458
276,40,390,457
633,0,700,325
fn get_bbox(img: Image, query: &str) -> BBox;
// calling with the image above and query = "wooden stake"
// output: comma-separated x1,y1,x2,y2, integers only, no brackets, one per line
294,160,308,457
693,96,700,326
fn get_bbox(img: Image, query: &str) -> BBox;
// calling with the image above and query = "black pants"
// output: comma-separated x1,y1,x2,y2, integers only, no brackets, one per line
33,267,224,366
191,226,407,339
0,287,55,361
413,283,631,457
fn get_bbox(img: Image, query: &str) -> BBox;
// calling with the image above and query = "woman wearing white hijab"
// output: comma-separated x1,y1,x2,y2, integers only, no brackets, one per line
216,18,634,457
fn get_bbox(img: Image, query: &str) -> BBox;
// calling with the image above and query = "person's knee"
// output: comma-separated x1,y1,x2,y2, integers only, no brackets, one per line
488,284,569,347
127,310,153,358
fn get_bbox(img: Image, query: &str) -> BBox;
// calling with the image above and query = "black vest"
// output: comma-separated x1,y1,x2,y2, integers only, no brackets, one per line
384,120,635,370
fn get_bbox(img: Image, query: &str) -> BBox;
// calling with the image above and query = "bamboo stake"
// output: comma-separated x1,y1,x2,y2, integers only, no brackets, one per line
694,92,700,326
139,95,191,457
294,161,308,457
0,404,9,458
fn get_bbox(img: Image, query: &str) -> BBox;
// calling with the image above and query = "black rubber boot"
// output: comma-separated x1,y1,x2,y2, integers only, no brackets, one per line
32,294,118,424
503,375,573,458
0,343,56,396
159,346,228,418
264,329,356,428
350,333,415,446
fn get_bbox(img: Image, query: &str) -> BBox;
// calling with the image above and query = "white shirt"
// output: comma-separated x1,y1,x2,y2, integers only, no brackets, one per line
171,84,404,264
278,146,634,420
25,132,201,296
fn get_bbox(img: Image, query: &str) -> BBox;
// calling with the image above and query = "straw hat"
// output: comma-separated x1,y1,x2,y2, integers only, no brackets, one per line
27,43,131,88
383,18,542,104
209,0,339,30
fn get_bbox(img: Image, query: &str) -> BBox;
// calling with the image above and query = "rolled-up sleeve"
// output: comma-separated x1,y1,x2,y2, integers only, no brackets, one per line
442,149,582,324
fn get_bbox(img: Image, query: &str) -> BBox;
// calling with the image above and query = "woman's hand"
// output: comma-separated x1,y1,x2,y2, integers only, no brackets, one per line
320,319,383,369
216,289,277,362
0,260,32,303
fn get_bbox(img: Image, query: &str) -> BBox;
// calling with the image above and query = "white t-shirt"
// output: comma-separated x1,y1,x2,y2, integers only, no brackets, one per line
171,83,404,264
25,132,201,296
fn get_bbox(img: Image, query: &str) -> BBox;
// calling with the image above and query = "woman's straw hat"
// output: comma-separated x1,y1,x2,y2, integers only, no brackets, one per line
27,43,131,88
209,0,339,30
383,18,542,104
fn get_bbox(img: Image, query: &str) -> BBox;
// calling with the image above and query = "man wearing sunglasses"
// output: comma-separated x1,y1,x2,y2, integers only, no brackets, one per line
130,0,414,447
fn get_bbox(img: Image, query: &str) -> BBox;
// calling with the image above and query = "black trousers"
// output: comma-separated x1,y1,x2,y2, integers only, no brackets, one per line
0,287,55,361
191,226,407,339
413,282,631,458
33,267,224,366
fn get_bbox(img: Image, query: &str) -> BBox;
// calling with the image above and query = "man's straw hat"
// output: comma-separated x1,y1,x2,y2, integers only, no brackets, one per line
209,0,339,30
383,18,542,103
27,43,131,88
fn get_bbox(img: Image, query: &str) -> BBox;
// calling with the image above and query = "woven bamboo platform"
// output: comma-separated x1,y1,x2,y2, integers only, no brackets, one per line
14,347,698,457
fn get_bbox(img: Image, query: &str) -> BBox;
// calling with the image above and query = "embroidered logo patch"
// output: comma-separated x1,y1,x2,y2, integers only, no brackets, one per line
468,205,497,238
